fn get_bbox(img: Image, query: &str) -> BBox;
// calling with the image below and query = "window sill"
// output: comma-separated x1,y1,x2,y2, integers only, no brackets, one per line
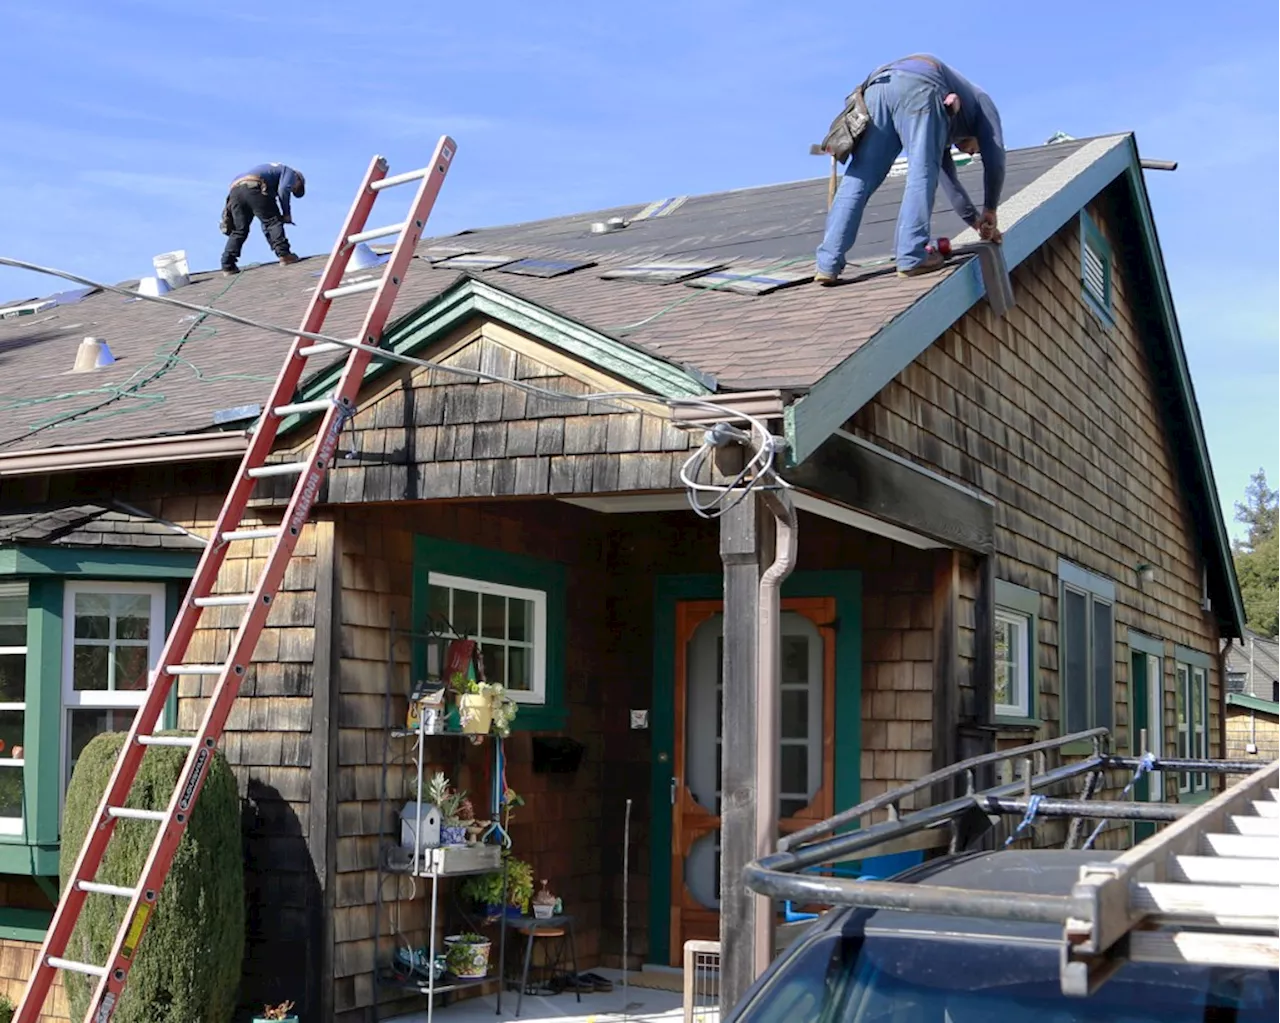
992,715,1042,731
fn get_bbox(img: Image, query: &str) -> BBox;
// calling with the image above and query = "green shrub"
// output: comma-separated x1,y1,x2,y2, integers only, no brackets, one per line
61,731,244,1023
0,992,15,1023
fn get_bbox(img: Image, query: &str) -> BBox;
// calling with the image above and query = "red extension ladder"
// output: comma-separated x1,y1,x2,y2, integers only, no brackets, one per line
15,137,457,1023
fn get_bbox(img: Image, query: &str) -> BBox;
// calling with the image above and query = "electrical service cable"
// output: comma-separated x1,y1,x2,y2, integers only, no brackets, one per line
0,256,792,519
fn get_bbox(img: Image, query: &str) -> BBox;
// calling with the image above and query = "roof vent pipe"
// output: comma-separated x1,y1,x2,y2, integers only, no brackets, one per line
347,242,388,271
152,250,190,289
72,337,116,373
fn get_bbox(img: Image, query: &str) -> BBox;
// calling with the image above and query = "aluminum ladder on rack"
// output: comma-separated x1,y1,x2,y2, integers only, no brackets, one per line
15,136,457,1023
1063,759,1280,995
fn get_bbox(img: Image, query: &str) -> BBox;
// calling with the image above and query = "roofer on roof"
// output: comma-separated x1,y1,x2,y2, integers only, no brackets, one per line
219,163,306,275
814,55,1005,286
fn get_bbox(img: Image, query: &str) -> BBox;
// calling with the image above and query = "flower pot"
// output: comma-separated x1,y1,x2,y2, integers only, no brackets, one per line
444,935,492,979
533,903,554,919
485,903,522,921
440,824,467,845
458,694,493,734
252,1017,297,1023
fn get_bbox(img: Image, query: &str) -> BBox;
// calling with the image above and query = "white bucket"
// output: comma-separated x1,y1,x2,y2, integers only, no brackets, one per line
136,276,171,297
152,250,190,289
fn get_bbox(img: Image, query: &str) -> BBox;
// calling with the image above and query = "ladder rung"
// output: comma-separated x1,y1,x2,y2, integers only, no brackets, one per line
323,279,381,300
221,528,280,542
137,735,197,748
348,221,406,244
47,956,108,978
1201,833,1280,858
106,807,167,822
193,594,253,607
77,880,138,899
165,664,228,676
248,461,309,479
273,399,335,417
370,166,430,190
298,340,354,357
1228,814,1280,836
1171,855,1280,886
1254,800,1280,817
1128,930,1280,970
1133,881,1280,927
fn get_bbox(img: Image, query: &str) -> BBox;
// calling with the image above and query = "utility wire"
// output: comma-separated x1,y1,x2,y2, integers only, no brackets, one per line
0,256,792,519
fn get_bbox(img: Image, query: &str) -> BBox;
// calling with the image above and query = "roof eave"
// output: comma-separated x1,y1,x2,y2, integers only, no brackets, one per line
0,432,249,478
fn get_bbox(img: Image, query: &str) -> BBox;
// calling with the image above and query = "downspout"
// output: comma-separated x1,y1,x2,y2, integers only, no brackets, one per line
754,490,797,976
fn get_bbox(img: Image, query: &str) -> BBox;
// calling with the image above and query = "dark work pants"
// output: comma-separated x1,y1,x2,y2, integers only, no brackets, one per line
220,182,294,270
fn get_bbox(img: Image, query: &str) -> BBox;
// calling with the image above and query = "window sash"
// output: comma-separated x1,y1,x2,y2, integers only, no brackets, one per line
62,582,165,709
427,571,547,704
994,609,1030,717
1060,577,1113,735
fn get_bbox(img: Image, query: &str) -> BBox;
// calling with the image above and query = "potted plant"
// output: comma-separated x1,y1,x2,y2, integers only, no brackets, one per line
451,671,492,735
533,879,557,919
459,852,534,918
425,772,473,845
253,1000,297,1023
444,933,492,979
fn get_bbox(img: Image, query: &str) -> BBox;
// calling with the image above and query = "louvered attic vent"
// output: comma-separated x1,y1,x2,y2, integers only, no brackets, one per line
1080,211,1113,320
599,262,725,285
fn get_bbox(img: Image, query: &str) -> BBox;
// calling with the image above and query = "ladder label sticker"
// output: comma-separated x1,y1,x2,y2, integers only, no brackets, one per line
178,748,210,811
120,905,151,961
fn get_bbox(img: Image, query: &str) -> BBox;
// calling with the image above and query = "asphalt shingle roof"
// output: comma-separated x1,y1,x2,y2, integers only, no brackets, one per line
0,138,1095,453
0,505,206,550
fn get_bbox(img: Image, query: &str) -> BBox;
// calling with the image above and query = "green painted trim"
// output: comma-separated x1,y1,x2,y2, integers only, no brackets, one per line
163,582,183,730
0,843,58,875
1127,630,1164,657
410,534,567,732
647,570,861,965
27,578,62,849
1174,645,1214,670
994,580,1039,724
0,907,53,942
1079,209,1114,323
0,546,199,579
280,276,711,436
1058,559,1116,601
1227,692,1279,715
1179,788,1213,807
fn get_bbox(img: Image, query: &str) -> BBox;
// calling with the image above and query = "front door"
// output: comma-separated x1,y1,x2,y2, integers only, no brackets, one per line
669,597,835,963
1131,650,1163,841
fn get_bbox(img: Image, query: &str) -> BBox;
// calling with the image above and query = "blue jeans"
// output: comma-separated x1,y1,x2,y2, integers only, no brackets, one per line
815,70,949,276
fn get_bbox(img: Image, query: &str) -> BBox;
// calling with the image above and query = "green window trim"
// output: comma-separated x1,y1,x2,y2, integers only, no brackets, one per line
1174,646,1212,795
0,906,54,942
411,534,567,732
0,560,191,871
1058,560,1116,754
1079,210,1114,324
993,580,1040,726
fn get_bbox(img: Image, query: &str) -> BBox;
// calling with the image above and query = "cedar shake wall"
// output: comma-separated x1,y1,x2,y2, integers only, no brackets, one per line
0,878,62,1021
849,191,1226,825
1225,707,1279,763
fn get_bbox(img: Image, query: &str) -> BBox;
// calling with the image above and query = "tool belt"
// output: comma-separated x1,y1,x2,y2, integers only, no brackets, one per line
229,174,267,192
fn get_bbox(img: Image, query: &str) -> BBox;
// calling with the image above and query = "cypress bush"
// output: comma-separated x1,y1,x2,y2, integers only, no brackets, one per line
61,731,244,1023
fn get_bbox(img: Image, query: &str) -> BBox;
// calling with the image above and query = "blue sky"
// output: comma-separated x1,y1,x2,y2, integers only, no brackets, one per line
0,1,1275,535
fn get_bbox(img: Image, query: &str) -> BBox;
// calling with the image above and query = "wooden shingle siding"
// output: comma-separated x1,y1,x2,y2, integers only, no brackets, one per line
850,195,1223,800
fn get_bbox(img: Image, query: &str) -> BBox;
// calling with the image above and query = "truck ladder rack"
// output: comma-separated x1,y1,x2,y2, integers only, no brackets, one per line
741,728,1279,998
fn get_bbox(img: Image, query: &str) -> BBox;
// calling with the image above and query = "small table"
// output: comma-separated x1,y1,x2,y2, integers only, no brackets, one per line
507,914,581,1017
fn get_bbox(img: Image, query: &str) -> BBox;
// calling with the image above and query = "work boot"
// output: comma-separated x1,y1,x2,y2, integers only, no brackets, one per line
813,271,839,286
278,252,301,266
897,251,945,278
221,265,239,276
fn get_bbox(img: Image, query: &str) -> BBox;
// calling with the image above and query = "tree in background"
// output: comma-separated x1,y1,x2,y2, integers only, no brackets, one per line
61,732,243,1023
1232,468,1279,637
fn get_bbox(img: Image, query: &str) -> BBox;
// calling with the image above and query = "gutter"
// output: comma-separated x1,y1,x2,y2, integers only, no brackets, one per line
0,432,249,477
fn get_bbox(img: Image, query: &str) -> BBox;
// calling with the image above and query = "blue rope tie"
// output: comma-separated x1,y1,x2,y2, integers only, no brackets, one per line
1005,794,1044,847
1083,752,1157,850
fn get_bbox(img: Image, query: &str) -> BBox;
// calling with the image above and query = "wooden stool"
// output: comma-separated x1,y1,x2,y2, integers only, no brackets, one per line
508,915,580,1018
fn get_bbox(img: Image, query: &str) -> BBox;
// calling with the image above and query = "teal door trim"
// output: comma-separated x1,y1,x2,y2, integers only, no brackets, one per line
648,570,862,965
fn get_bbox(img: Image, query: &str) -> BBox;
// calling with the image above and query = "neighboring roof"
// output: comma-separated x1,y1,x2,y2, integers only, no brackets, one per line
1225,630,1280,699
0,504,206,551
1227,692,1279,716
0,131,1242,633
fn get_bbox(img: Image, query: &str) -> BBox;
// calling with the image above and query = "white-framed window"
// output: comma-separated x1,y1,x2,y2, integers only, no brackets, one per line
0,581,28,836
428,572,547,704
62,582,166,793
1176,660,1209,794
994,609,1031,718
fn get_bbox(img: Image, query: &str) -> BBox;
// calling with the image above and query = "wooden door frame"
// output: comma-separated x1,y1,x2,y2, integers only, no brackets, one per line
648,571,862,967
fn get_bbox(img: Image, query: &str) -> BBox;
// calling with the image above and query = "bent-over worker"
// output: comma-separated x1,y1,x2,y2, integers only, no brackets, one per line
814,55,1005,285
220,163,306,275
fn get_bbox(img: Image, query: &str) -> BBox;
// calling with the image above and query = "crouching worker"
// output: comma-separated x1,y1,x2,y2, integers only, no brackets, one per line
814,55,1005,285
220,162,306,274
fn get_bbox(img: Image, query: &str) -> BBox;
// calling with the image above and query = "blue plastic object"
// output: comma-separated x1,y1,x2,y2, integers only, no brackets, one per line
781,850,925,923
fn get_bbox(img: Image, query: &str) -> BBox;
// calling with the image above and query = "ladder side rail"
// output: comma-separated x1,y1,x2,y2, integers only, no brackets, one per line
1064,760,1279,961
79,143,454,1022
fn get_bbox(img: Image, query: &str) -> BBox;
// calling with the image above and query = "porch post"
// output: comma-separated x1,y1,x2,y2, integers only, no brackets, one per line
718,491,774,1012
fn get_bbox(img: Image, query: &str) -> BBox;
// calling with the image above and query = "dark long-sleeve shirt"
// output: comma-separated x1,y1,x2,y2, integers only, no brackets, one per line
888,56,1006,221
237,163,304,220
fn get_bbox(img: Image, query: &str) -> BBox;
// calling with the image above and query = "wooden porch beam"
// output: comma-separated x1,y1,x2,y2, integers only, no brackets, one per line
781,432,994,554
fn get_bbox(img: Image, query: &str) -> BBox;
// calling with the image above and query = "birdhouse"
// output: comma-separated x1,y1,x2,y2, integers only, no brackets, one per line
400,801,441,853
